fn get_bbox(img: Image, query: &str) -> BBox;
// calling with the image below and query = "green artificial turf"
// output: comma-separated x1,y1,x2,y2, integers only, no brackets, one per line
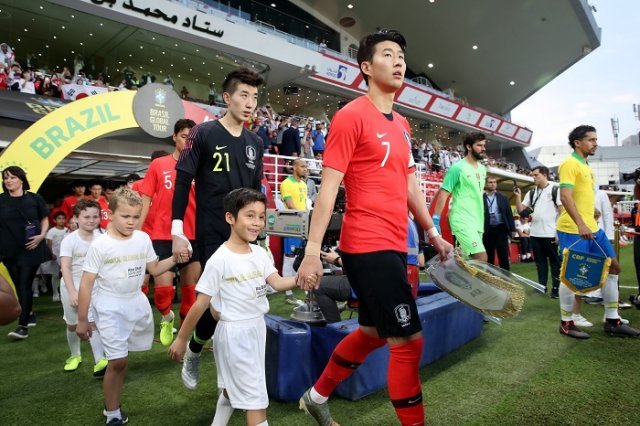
2,246,639,425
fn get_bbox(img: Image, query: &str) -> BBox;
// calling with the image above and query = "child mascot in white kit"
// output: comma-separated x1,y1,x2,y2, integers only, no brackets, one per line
169,188,316,426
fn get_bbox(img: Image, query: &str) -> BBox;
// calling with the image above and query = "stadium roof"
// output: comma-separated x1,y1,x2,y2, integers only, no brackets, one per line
293,0,601,115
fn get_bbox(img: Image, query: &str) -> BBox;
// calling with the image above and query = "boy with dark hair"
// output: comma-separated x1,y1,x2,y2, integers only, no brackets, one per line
296,30,451,425
139,118,200,346
170,188,306,426
76,188,184,425
171,68,265,390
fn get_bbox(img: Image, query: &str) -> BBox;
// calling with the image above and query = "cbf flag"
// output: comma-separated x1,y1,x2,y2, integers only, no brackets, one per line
560,247,611,294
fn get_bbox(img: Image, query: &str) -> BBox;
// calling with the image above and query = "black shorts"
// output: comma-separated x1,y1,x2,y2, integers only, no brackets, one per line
153,240,200,271
197,242,223,270
341,250,422,338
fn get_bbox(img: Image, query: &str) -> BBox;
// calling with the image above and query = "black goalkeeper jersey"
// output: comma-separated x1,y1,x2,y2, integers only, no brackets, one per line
173,120,264,246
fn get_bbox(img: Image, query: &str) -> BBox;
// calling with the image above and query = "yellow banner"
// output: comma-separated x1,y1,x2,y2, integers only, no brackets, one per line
0,91,139,285
0,90,138,193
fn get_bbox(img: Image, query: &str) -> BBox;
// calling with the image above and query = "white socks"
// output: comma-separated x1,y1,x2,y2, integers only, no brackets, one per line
163,310,175,323
310,387,328,404
67,329,81,357
559,284,574,321
105,408,121,423
211,392,234,426
52,277,60,298
89,327,105,363
601,274,620,320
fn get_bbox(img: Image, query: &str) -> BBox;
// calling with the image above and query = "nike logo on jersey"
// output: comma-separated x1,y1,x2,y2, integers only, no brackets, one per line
215,145,227,150
376,132,387,138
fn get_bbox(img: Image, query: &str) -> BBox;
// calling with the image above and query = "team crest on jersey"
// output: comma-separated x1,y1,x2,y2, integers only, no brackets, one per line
246,146,257,161
245,145,257,169
395,303,411,327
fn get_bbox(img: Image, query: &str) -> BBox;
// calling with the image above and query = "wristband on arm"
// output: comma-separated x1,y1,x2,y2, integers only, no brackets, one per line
432,214,441,234
171,220,184,236
171,220,192,253
427,227,440,238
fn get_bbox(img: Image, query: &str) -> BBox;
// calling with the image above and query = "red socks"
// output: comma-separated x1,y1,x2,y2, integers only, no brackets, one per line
388,338,424,426
180,285,196,321
153,285,174,316
314,328,386,397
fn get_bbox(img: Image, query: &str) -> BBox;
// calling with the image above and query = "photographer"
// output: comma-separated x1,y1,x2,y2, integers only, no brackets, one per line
514,166,563,298
305,215,425,323
313,249,352,323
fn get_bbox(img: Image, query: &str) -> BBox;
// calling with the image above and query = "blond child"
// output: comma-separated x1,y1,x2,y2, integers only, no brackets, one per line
77,188,186,425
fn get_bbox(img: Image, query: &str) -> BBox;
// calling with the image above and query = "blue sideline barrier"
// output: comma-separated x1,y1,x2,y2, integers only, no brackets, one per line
265,292,484,402
264,315,314,402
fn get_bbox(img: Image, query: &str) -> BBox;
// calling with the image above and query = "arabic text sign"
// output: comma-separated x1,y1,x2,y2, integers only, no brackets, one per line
88,0,224,38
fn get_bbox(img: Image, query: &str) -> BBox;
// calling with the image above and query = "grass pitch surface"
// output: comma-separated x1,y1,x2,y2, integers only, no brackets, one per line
2,246,639,425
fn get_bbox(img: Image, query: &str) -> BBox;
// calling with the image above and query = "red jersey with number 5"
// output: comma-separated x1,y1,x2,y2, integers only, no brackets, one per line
139,155,196,240
323,96,414,253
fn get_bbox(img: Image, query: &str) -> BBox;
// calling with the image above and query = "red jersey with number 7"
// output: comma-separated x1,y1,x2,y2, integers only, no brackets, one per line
139,155,196,240
322,96,414,253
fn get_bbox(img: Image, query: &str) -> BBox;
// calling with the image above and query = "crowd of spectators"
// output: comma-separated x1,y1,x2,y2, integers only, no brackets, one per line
411,139,535,178
248,105,328,163
1,39,535,180
0,42,189,100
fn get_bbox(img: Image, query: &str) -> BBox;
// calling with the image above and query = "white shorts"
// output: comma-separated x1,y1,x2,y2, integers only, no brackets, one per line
93,291,154,360
213,317,268,410
60,278,96,325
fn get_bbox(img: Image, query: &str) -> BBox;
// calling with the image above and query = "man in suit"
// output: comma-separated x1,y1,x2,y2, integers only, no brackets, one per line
280,117,301,157
483,176,516,270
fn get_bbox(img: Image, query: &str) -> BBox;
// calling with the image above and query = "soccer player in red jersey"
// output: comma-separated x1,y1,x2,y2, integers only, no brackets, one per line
61,180,86,223
296,30,452,426
139,119,201,346
87,180,110,230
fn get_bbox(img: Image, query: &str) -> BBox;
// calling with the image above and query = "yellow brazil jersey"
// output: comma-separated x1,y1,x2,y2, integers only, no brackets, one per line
556,152,598,233
280,176,307,211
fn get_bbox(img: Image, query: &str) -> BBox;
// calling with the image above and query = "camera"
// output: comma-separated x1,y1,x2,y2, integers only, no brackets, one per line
622,168,640,182
293,187,346,272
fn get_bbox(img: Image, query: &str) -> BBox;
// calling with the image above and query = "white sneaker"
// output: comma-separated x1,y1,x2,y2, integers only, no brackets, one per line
602,313,629,325
52,294,60,302
181,347,201,390
572,313,593,327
